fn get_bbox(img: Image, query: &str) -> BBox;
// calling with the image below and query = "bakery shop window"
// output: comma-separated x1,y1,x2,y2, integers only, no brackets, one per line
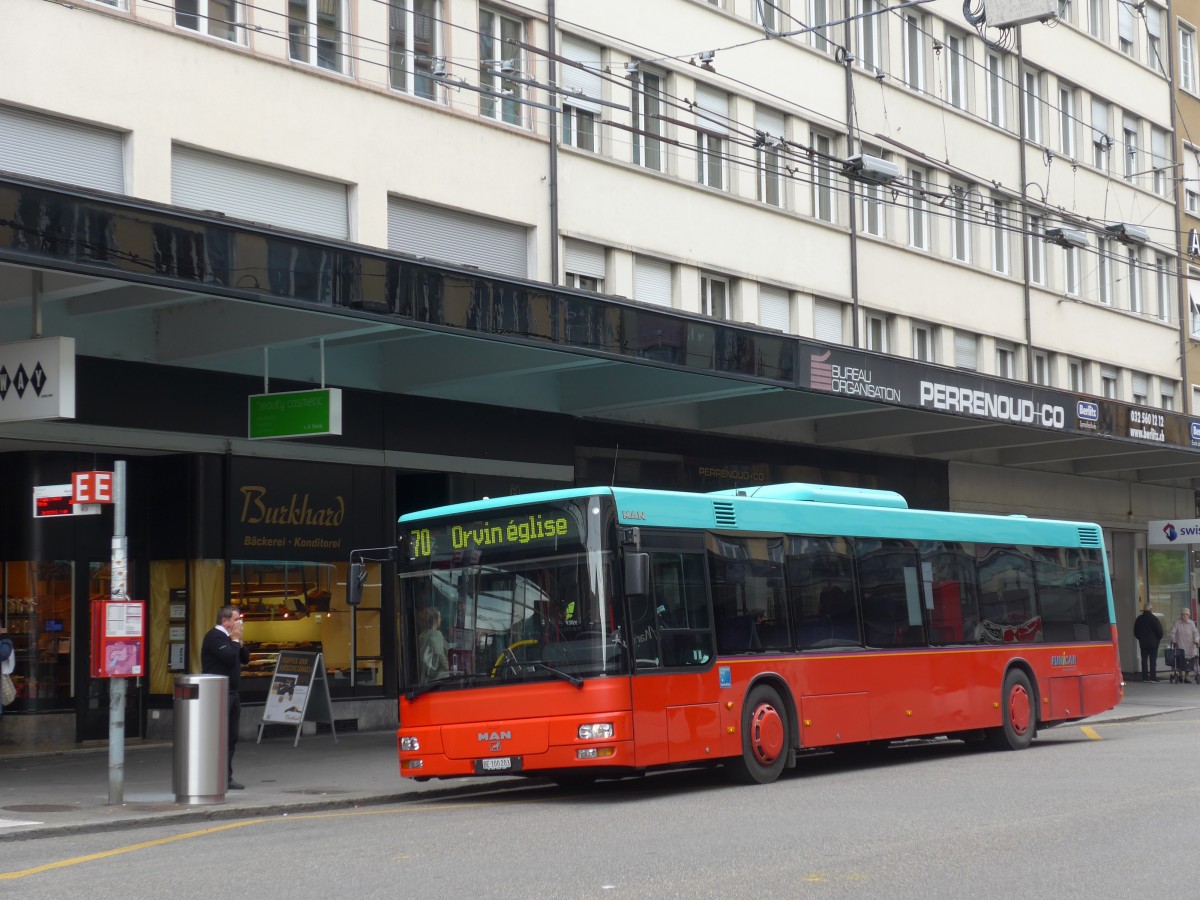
230,560,376,698
2,560,74,709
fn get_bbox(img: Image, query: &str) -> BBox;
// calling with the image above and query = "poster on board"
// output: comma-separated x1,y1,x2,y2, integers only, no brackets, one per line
257,650,338,747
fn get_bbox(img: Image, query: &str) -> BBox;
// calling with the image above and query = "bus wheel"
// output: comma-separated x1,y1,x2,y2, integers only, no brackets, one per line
728,684,789,784
985,669,1035,751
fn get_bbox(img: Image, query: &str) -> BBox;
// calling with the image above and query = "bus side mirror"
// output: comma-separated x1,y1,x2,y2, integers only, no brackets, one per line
625,552,650,597
347,562,367,606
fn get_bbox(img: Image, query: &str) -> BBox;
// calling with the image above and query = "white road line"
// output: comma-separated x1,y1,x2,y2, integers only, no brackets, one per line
0,817,43,829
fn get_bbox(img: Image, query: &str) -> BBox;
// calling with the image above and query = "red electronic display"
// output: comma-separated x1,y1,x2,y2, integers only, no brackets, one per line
34,492,73,518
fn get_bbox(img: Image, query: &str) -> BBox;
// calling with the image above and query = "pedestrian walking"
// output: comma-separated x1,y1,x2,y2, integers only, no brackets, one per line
1133,604,1164,682
0,625,15,713
1168,608,1200,684
201,606,250,789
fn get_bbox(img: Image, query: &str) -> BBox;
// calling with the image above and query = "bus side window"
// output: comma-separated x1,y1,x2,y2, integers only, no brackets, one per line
977,545,1041,643
857,540,925,648
919,541,980,645
651,553,714,668
1079,549,1112,641
787,535,860,649
1035,547,1090,642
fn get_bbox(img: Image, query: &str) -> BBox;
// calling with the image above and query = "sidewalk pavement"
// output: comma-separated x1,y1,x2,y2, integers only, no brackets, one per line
2,677,1197,843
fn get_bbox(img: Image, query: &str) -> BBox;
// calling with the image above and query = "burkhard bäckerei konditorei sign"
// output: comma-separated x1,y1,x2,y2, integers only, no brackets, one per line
0,336,75,422
229,457,356,561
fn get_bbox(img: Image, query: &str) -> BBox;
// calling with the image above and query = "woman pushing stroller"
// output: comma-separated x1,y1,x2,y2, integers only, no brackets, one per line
1168,608,1200,684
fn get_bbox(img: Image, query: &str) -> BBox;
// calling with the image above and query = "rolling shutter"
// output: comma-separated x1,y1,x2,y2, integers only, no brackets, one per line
0,105,124,193
1152,128,1169,174
565,238,605,279
634,256,672,306
561,36,602,113
758,286,790,331
694,83,730,134
1091,97,1109,145
954,332,978,369
1118,3,1135,45
172,146,349,240
388,196,528,278
813,299,843,342
755,106,785,142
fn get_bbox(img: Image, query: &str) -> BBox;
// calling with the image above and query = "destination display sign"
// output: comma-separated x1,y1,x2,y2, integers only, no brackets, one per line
406,506,582,562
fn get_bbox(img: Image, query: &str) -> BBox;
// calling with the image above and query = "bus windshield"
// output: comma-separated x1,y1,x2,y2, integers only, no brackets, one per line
397,496,628,693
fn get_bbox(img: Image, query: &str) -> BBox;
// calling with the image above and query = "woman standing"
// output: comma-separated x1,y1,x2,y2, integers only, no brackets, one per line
417,608,449,682
0,625,16,713
1168,608,1200,683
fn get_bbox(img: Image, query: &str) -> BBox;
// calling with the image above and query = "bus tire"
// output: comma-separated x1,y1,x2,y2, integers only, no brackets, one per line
985,669,1035,751
727,683,789,785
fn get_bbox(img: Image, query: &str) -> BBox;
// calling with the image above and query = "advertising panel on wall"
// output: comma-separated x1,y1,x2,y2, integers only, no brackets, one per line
0,336,75,422
797,342,1197,449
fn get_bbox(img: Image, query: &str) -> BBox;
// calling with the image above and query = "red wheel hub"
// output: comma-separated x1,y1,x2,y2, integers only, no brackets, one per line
748,702,785,765
1008,683,1031,736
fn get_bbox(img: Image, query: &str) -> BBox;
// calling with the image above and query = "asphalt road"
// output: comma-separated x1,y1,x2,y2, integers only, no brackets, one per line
3,710,1198,899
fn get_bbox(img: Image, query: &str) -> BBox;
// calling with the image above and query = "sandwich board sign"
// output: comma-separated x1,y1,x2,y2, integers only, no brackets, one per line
256,650,338,747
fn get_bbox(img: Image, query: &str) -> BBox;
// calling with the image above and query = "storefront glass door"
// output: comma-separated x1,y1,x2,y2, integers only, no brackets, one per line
2,560,74,710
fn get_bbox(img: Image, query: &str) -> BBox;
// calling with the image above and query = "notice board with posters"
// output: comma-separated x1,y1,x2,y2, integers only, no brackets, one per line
256,650,338,747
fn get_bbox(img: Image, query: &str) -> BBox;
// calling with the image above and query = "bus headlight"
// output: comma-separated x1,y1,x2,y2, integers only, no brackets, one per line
400,736,420,751
578,723,614,740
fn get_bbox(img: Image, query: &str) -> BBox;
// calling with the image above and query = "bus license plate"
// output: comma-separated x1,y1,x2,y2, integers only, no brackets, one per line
475,756,522,774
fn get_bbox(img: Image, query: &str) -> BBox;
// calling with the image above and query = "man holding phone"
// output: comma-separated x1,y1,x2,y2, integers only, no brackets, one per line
201,606,251,790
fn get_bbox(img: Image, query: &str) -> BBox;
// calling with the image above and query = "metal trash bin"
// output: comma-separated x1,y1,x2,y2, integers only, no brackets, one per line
173,674,227,804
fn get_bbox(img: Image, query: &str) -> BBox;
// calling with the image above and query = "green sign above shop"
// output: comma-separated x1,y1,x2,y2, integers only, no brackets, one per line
248,388,342,440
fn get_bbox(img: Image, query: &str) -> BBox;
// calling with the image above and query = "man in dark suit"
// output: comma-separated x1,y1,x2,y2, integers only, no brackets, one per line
1133,603,1164,682
201,605,250,790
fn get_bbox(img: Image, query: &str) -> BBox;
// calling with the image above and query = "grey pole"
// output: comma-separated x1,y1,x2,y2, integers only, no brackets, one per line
108,460,128,805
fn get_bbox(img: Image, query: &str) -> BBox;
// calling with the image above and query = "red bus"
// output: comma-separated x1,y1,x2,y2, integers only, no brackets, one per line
355,483,1122,784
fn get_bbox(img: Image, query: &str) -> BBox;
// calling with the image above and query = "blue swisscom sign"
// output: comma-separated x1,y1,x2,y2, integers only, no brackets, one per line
1148,518,1200,546
1161,522,1200,541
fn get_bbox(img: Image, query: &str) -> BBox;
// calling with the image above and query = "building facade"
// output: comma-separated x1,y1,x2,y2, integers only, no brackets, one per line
1,0,1197,746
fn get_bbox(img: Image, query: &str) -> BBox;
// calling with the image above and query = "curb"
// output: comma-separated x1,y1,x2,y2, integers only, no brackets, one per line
0,779,532,844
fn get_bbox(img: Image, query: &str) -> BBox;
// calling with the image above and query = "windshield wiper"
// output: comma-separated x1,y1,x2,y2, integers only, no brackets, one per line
405,671,476,700
527,661,585,688
495,651,584,688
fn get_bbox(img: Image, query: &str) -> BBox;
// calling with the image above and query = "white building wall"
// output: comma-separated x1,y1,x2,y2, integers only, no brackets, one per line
0,0,1186,424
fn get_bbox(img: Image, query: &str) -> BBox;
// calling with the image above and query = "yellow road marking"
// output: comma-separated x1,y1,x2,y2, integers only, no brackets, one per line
1080,725,1102,741
0,799,536,881
0,820,266,880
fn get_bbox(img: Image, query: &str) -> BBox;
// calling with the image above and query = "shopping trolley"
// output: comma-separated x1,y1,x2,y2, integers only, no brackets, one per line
1167,644,1198,684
